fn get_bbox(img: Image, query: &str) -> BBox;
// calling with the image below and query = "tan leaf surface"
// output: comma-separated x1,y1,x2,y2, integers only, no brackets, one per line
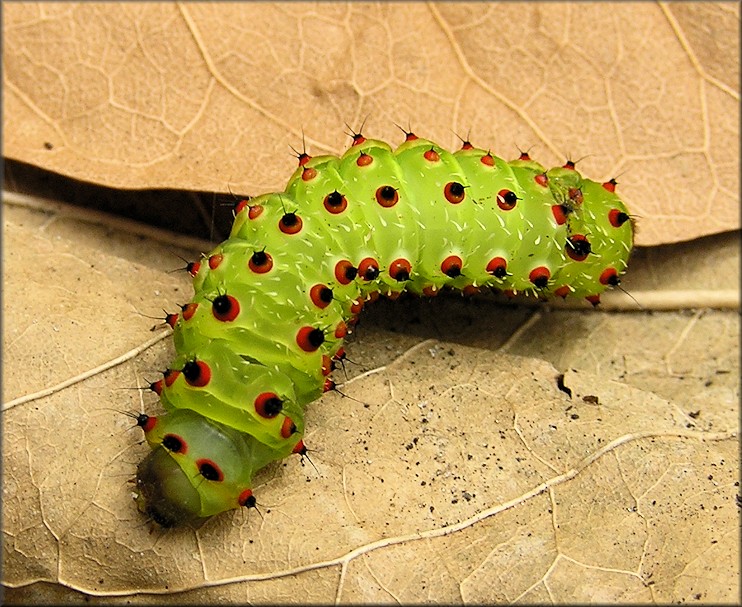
3,2,739,246
3,2,740,603
2,193,739,604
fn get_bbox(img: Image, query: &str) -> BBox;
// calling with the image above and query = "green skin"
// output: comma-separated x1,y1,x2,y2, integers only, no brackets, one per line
135,135,633,526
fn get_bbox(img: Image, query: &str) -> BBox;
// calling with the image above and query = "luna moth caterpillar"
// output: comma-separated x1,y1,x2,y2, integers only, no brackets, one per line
134,129,633,527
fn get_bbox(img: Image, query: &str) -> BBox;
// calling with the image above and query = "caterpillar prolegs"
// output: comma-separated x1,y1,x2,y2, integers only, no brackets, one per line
134,130,634,527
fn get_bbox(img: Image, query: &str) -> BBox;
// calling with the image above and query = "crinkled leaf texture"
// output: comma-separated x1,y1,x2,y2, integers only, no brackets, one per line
2,200,739,603
2,2,740,604
3,2,740,246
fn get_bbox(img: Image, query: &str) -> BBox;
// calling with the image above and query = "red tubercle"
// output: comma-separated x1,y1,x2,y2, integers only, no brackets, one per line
137,414,158,433
323,191,348,214
444,182,466,204
568,187,584,205
462,285,480,297
254,392,283,418
302,166,317,181
248,204,264,220
334,321,348,339
554,285,571,298
323,379,335,393
563,160,576,170
182,360,211,388
208,254,223,270
292,440,307,455
566,234,591,262
599,267,620,286
163,369,180,388
608,209,630,228
181,302,198,321
238,488,256,508
234,199,251,215
422,285,439,297
296,326,325,352
335,259,358,284
386,290,402,301
350,133,366,146
165,313,179,329
424,148,440,162
149,379,164,396
310,284,334,309
529,266,551,288
503,289,516,299
403,130,418,141
552,205,568,225
586,294,601,306
441,255,463,278
297,152,312,167
281,417,297,438
196,459,224,482
186,261,201,277
535,173,548,187
162,433,187,454
357,152,373,166
602,178,618,193
212,294,240,322
486,257,508,278
321,355,332,376
497,189,518,211
375,185,399,208
249,250,273,274
279,212,303,235
389,258,412,282
358,257,380,281
367,291,381,303
480,153,495,167
519,151,531,161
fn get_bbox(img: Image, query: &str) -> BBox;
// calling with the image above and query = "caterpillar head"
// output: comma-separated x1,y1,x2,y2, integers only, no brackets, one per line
135,409,294,526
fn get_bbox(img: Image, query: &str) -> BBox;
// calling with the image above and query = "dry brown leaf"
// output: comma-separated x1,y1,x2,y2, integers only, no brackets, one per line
3,2,740,246
2,197,739,603
2,3,740,602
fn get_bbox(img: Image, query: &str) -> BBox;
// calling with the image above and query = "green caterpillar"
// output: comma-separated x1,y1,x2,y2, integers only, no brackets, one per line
134,130,633,527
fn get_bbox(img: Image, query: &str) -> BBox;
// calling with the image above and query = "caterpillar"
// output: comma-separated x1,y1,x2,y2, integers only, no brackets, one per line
134,129,634,527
